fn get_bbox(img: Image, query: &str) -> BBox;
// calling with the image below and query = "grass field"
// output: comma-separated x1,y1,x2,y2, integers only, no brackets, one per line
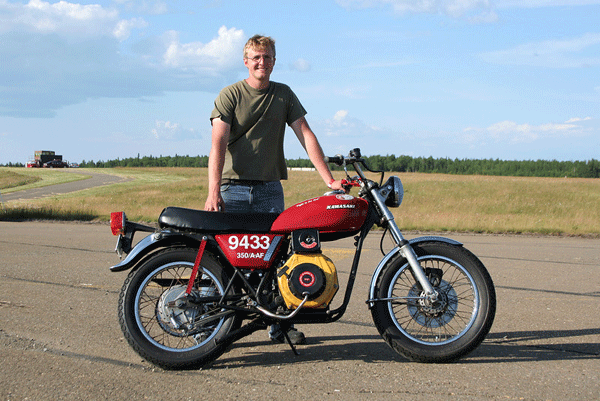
1,167,599,236
0,168,90,192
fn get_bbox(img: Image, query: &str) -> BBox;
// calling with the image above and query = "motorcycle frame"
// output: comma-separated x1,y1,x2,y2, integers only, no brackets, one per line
110,150,448,331
110,201,381,325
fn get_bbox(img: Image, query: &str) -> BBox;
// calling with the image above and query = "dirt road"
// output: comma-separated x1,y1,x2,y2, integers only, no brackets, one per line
1,221,598,400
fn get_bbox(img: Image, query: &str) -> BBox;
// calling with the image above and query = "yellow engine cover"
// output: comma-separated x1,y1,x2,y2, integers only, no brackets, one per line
277,253,339,309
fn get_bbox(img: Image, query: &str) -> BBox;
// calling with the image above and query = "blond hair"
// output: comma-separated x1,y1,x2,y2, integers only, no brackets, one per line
243,35,276,58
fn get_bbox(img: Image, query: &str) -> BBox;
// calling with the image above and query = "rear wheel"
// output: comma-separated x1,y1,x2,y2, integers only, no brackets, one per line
371,242,495,363
118,247,238,369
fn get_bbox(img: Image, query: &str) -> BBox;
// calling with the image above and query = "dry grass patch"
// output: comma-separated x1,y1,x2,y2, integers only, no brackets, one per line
0,170,41,189
0,167,89,193
41,167,206,221
393,174,600,235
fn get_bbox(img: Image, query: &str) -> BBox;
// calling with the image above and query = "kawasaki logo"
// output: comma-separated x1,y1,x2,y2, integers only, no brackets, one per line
327,204,356,209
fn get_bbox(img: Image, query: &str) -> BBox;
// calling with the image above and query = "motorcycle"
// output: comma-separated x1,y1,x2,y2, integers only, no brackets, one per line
109,148,496,369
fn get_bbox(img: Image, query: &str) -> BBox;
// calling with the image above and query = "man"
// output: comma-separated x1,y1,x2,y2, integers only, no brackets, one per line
204,35,344,344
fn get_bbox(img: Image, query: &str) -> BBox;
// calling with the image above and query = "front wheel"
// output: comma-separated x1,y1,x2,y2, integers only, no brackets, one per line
118,247,239,369
371,242,496,363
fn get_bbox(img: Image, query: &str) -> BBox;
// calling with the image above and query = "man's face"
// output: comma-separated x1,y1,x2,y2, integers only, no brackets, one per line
244,46,275,82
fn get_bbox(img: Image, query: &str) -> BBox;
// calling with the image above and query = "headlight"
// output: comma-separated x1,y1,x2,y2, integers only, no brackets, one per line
383,176,404,207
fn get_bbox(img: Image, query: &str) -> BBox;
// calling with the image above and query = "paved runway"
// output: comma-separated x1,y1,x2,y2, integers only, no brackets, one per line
1,221,598,400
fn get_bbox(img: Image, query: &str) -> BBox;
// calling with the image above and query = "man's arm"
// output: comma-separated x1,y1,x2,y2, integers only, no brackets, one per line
290,116,344,191
204,117,231,211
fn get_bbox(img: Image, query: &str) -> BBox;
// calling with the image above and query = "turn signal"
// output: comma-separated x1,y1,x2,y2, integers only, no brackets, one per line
110,212,126,236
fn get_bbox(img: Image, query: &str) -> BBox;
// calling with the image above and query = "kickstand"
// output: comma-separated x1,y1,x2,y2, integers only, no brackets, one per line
282,330,299,356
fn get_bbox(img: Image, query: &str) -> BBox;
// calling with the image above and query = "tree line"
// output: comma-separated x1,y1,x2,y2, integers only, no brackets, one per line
71,154,600,178
79,154,209,168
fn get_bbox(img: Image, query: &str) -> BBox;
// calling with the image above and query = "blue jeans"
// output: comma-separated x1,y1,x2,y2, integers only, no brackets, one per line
220,181,285,213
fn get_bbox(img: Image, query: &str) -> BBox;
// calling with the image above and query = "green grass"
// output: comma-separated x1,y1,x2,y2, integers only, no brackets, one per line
1,167,599,236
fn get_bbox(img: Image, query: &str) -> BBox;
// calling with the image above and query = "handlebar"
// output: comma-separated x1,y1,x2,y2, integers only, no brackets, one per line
324,148,364,166
324,148,385,186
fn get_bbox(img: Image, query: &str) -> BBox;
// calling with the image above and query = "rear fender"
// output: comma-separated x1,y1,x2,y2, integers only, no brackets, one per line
110,231,203,272
367,236,463,307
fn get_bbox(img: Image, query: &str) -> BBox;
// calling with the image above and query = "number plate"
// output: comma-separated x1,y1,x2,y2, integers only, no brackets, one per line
215,234,283,269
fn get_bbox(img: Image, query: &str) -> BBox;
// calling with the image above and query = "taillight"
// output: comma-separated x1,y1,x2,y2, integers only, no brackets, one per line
110,211,126,236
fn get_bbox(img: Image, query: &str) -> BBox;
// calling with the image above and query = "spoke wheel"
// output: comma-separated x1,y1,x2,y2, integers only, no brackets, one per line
136,262,225,350
118,247,238,369
371,242,495,363
388,255,477,345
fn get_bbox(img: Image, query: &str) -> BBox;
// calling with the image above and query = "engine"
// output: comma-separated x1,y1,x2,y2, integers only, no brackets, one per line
277,253,339,309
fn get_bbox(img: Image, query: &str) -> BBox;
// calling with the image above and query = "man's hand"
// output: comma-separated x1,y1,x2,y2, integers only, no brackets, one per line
329,179,349,193
204,194,224,212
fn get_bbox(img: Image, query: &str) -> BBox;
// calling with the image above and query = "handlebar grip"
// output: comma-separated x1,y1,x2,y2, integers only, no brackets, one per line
324,154,344,165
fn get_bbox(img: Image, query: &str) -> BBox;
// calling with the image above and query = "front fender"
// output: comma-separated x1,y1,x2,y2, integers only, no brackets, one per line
367,236,462,307
110,231,202,272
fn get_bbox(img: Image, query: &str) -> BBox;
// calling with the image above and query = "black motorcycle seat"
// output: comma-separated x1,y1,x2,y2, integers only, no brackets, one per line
158,206,280,233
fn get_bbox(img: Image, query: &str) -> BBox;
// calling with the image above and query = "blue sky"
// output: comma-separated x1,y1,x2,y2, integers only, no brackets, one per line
1,0,599,165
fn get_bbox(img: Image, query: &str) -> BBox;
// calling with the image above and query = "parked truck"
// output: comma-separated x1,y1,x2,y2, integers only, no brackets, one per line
26,150,67,168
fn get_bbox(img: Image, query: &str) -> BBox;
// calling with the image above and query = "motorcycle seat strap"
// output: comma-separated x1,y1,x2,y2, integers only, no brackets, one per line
158,206,280,233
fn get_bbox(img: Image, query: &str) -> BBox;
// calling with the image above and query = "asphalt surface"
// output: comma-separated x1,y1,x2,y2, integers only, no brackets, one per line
1,221,599,401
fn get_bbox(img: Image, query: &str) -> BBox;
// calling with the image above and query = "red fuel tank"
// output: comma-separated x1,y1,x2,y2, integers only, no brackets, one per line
271,194,369,235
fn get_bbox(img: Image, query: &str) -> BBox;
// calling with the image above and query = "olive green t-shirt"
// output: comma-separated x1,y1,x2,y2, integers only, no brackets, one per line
210,80,307,181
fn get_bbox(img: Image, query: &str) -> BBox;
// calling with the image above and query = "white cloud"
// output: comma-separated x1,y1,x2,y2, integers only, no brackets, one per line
162,26,245,72
152,120,179,139
151,120,197,141
480,33,600,68
488,121,552,143
324,110,350,137
464,118,591,145
113,17,148,41
565,116,592,123
24,0,118,21
0,0,144,40
323,110,380,138
333,110,349,123
291,58,311,72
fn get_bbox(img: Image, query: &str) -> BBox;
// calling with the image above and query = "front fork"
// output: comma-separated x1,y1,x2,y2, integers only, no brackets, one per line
371,186,437,299
398,241,437,298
